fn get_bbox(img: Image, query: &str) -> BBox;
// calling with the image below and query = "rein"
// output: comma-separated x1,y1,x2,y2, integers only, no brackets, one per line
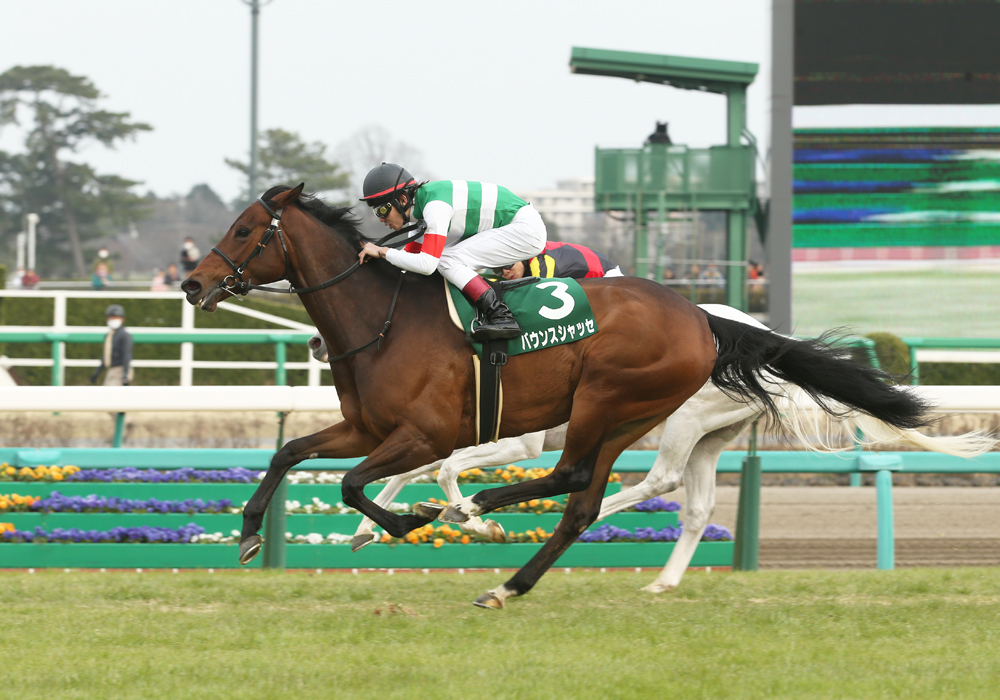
209,196,422,362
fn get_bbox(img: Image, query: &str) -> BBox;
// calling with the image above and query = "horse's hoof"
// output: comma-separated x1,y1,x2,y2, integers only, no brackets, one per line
485,519,506,543
412,501,446,521
641,582,674,594
239,535,262,565
351,533,375,553
472,591,505,610
439,505,470,524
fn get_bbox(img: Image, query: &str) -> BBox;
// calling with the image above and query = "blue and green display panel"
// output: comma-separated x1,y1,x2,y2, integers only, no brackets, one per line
793,128,1000,248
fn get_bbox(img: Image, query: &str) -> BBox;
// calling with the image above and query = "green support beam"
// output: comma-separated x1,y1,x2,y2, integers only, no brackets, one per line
573,46,759,310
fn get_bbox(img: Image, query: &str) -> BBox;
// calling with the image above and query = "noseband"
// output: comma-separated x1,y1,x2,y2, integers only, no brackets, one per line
208,196,424,361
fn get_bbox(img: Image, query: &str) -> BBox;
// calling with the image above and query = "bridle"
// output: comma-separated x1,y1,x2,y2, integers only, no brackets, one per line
208,196,423,362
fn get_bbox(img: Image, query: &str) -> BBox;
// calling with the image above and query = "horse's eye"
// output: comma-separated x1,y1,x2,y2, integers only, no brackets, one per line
236,227,251,239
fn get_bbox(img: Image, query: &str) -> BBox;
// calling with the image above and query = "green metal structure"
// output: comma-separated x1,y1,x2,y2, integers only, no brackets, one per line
570,47,759,310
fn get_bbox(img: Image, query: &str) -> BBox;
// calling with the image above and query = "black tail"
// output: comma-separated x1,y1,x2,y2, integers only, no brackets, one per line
704,313,933,430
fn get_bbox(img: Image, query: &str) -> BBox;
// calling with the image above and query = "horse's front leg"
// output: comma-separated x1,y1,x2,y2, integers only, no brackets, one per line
239,420,380,565
351,459,444,552
341,427,452,538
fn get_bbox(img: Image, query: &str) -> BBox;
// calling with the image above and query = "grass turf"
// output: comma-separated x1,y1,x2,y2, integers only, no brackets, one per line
1,567,998,700
793,268,1000,338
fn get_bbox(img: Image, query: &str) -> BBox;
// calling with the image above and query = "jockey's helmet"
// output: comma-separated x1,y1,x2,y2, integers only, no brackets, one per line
360,163,415,204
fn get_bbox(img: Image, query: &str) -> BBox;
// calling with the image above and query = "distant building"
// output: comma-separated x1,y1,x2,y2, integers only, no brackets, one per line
516,177,597,241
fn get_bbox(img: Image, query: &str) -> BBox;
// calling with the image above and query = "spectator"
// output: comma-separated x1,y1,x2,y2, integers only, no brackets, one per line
150,268,169,292
164,262,181,286
90,304,133,387
92,261,111,290
749,260,766,291
93,247,114,276
20,268,40,290
180,237,201,274
699,263,725,288
662,268,676,284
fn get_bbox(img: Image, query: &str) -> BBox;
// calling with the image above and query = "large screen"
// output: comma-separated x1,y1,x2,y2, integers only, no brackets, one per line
795,0,1000,105
793,128,1000,248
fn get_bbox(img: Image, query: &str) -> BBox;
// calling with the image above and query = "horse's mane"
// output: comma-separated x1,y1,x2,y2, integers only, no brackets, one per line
261,185,366,250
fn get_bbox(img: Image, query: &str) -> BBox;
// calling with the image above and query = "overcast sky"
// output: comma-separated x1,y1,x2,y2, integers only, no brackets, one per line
5,0,1000,205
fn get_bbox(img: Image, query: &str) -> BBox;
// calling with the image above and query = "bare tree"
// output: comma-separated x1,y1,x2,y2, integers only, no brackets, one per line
335,125,429,199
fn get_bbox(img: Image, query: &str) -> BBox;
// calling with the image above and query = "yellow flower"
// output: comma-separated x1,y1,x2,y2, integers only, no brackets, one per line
433,538,444,548
380,533,391,543
460,535,470,545
52,473,63,481
536,527,547,536
4,467,13,476
11,494,24,506
459,471,468,479
470,469,482,476
528,499,540,507
494,468,502,475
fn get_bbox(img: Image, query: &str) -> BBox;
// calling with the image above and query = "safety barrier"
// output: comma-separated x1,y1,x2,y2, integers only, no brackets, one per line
1,385,997,570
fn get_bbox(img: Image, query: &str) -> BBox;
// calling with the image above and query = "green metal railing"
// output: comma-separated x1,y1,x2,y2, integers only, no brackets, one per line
2,447,997,571
0,329,313,387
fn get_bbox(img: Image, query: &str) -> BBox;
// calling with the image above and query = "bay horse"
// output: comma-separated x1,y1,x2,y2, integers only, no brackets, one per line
330,307,990,599
181,184,934,608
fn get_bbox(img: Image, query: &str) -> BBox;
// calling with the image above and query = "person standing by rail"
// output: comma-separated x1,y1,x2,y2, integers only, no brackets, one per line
90,304,133,387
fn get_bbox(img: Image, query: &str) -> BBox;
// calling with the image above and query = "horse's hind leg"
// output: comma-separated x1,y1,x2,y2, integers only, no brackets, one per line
643,419,750,593
434,432,547,542
473,416,662,609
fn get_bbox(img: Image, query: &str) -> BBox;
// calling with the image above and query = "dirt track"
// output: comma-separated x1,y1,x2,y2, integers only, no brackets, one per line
674,485,1000,569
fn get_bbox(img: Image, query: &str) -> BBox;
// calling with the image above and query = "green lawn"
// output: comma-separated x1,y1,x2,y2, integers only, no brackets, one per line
793,268,1000,338
2,567,999,699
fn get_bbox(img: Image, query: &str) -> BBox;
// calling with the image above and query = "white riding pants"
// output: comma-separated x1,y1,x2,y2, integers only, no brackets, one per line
437,205,547,289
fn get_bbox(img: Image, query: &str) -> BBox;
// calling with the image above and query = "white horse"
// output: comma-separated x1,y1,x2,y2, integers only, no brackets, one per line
309,305,993,593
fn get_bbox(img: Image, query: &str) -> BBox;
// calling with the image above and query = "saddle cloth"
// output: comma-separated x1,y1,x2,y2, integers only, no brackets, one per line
445,276,599,359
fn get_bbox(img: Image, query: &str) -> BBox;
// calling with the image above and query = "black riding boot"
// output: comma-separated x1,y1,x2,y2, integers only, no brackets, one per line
471,288,521,341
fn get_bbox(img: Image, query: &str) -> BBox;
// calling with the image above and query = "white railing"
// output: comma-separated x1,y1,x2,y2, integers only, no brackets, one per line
0,290,326,386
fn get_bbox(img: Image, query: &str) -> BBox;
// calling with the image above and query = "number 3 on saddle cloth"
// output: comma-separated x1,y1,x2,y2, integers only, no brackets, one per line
444,276,599,445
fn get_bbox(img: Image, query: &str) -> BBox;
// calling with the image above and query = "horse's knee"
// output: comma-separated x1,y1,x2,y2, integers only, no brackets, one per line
341,472,365,509
552,468,593,493
560,503,600,535
684,501,715,530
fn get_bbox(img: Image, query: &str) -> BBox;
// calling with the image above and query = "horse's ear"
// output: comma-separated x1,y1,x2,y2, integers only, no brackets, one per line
272,183,305,207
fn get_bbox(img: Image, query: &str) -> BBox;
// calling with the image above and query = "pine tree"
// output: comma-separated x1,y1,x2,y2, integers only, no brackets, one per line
0,65,152,277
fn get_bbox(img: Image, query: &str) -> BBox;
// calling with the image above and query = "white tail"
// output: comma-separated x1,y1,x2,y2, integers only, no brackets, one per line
775,385,996,458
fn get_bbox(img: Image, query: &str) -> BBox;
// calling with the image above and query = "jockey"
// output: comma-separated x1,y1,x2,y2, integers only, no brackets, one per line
498,241,623,281
357,163,546,341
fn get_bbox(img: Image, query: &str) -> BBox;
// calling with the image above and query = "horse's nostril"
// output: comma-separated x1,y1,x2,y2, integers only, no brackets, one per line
181,279,201,294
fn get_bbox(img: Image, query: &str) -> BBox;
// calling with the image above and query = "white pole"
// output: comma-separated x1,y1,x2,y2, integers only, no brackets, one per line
15,232,26,271
26,213,39,271
180,299,194,387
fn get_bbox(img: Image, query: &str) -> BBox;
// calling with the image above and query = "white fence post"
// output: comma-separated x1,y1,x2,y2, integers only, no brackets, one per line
180,300,194,387
53,293,67,386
